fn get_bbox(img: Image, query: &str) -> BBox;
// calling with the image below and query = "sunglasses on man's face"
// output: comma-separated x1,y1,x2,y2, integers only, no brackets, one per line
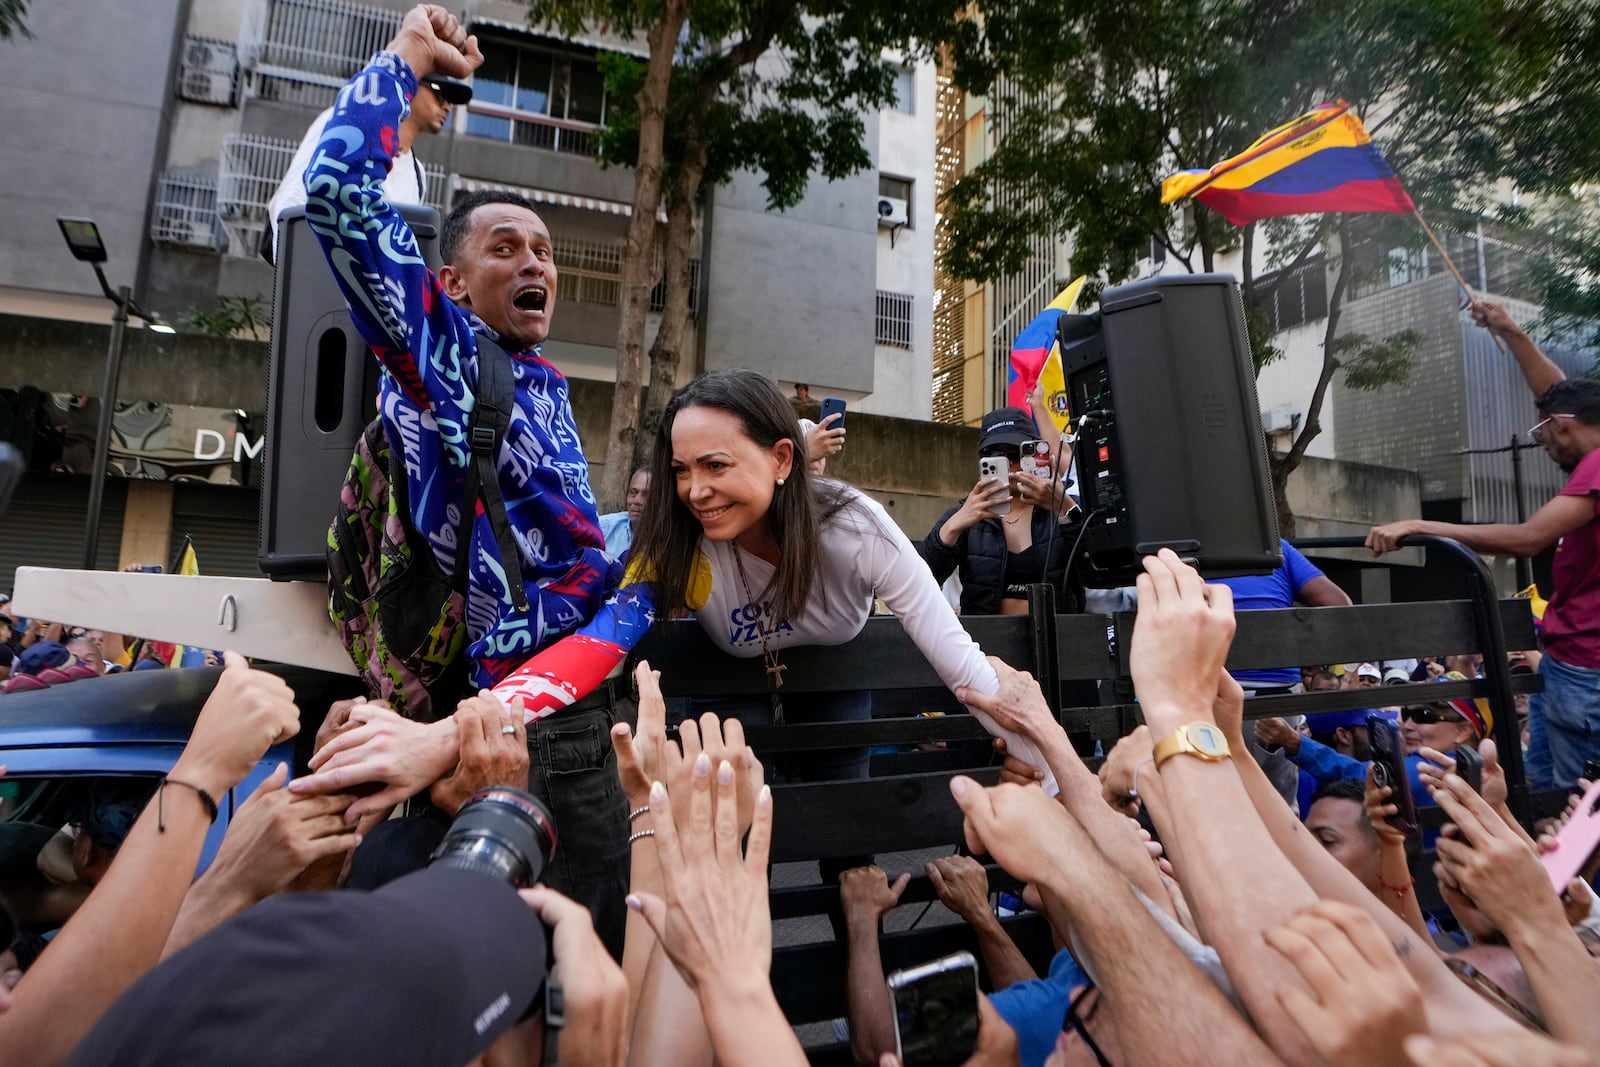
1400,705,1462,726
981,447,1020,462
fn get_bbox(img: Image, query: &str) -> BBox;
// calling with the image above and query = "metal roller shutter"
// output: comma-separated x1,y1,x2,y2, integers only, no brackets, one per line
0,476,127,594
171,484,264,578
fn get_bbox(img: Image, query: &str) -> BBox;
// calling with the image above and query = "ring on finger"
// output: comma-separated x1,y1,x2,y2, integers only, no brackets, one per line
501,724,517,735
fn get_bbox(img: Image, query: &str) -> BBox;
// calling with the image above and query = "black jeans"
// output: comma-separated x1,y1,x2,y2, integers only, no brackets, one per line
524,695,633,960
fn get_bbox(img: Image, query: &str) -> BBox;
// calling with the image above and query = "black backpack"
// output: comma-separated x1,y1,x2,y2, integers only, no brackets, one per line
326,336,530,721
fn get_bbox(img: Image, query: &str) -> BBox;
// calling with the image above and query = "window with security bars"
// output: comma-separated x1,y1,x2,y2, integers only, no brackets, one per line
1251,259,1328,332
875,290,914,349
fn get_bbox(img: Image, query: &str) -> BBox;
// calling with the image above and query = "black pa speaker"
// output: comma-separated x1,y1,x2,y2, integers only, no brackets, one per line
259,205,442,579
1057,273,1281,586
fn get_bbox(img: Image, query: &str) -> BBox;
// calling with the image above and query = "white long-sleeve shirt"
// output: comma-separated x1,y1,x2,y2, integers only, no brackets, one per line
690,487,1059,792
266,106,425,249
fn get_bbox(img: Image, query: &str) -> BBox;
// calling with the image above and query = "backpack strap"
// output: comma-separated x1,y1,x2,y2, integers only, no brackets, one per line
461,334,531,614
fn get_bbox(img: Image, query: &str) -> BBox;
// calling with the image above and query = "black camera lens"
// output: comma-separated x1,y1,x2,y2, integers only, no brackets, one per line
428,787,557,889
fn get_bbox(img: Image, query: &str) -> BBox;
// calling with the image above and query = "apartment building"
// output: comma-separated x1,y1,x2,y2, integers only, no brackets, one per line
0,0,939,584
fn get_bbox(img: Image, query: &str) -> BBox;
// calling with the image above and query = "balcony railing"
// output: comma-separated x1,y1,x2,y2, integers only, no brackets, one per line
463,101,600,158
216,132,443,257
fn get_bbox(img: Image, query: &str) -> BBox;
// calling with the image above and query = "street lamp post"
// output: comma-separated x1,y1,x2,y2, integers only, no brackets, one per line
55,217,174,570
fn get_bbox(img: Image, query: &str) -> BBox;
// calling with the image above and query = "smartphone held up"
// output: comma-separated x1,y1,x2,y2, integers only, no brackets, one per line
888,951,981,1067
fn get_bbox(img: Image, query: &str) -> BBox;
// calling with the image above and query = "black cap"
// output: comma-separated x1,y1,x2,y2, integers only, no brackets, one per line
978,406,1036,452
66,867,547,1067
421,75,473,105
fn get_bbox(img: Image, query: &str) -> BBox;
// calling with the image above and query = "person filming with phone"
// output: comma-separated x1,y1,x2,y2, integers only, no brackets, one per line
917,406,1085,616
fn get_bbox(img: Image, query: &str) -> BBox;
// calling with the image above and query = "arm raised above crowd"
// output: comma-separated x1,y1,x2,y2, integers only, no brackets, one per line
1209,644,1523,1041
1471,301,1567,399
1128,550,1322,1066
1431,774,1600,1060
0,652,300,1067
950,776,1281,1067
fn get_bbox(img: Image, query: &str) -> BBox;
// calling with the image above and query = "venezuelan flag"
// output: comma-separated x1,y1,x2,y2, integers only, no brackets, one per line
1515,582,1547,632
167,539,210,668
1161,101,1414,226
1007,277,1086,410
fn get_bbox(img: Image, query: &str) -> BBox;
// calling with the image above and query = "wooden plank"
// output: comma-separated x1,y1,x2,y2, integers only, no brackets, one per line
770,768,1001,862
11,568,357,675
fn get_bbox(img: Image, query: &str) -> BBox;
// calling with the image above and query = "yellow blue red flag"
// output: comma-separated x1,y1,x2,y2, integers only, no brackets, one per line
167,539,209,668
1161,101,1414,226
1007,276,1086,411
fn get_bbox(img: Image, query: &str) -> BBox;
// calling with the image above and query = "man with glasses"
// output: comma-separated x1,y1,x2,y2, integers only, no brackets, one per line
262,72,472,261
1368,302,1600,789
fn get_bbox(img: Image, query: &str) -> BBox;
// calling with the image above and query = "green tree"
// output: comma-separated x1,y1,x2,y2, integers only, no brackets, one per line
942,0,1600,532
0,0,30,40
524,0,975,507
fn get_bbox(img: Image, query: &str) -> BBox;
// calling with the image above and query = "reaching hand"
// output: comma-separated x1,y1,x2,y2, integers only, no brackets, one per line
1098,725,1154,814
612,661,668,806
429,692,530,815
1254,716,1302,756
1266,899,1424,1067
388,4,483,80
1128,550,1236,736
666,712,764,839
1417,742,1509,813
1431,773,1565,938
198,763,359,905
992,738,1046,788
522,887,628,1067
289,702,458,821
956,656,1059,744
948,777,1074,890
839,865,910,926
171,651,301,798
926,855,992,925
627,755,774,993
1366,521,1421,557
806,412,846,462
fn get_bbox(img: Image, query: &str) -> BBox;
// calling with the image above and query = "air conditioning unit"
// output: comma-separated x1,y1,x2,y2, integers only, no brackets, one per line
178,37,239,107
877,196,909,227
152,208,221,252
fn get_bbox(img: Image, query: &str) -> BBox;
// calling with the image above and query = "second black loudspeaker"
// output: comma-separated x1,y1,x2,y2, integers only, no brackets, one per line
258,205,442,579
1056,273,1281,586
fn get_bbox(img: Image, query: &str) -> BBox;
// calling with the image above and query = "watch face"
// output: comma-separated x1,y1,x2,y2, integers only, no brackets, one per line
1189,722,1229,757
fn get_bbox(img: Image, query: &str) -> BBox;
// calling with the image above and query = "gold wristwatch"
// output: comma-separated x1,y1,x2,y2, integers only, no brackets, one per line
1152,722,1231,768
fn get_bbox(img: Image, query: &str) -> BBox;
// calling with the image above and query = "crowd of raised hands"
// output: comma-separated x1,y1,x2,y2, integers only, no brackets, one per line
5,549,1600,1066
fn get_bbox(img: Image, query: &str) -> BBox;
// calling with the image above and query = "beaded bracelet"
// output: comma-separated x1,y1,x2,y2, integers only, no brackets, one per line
158,777,219,832
627,805,651,824
628,829,656,845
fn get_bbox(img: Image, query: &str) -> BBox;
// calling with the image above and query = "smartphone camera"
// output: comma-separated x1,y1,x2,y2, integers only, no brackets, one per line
428,787,557,889
888,951,980,1067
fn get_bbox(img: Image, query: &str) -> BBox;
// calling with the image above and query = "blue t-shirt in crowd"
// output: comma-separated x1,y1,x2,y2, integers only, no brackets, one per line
1212,539,1327,688
990,949,1086,1067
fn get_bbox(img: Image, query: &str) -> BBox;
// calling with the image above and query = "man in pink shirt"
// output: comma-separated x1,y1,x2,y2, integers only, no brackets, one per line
1367,302,1600,787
